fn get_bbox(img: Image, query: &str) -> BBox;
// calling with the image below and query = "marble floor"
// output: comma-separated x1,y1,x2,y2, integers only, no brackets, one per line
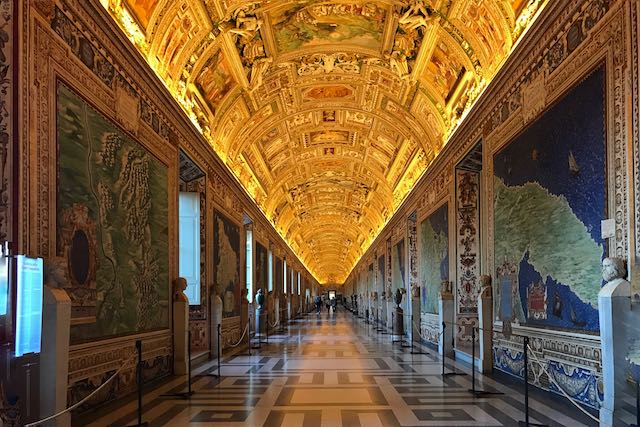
81,311,599,427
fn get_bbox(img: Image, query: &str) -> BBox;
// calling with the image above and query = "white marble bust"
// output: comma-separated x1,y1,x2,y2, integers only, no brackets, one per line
600,257,630,298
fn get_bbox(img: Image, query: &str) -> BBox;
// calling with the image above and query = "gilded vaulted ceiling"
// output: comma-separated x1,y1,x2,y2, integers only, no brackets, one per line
103,0,546,284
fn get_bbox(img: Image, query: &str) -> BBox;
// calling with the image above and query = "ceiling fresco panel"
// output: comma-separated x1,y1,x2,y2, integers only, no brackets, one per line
104,0,548,284
270,3,388,55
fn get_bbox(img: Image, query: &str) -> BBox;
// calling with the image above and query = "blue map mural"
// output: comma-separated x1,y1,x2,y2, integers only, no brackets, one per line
420,203,449,314
493,67,605,333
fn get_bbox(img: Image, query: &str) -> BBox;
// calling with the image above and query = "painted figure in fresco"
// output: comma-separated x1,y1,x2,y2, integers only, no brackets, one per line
440,280,451,295
173,277,188,303
411,283,420,300
224,289,235,315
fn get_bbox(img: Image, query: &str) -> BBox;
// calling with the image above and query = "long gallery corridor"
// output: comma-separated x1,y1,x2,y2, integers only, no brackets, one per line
80,311,597,427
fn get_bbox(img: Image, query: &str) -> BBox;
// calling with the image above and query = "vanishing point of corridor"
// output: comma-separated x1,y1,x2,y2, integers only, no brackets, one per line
82,311,597,427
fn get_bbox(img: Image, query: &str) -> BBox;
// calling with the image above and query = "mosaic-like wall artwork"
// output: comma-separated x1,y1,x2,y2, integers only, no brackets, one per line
57,83,169,344
456,170,480,314
255,242,268,294
493,66,606,333
377,255,385,295
420,203,449,314
392,239,405,293
214,210,241,318
275,256,283,293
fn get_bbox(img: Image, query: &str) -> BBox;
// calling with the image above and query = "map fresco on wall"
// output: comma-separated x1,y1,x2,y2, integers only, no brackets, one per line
392,239,405,293
214,210,241,318
57,83,169,343
271,3,386,54
368,263,374,296
275,256,283,293
493,67,605,332
377,254,385,295
255,242,268,294
420,203,449,314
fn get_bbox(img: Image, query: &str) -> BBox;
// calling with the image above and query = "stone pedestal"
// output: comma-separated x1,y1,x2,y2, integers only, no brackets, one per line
380,297,387,326
412,299,421,345
173,299,189,375
255,307,264,337
40,286,71,427
599,277,632,426
211,294,223,357
386,299,393,330
393,307,405,336
439,292,454,357
477,292,492,373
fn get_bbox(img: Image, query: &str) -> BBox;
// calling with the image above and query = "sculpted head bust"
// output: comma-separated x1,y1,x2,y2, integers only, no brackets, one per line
602,257,626,283
256,288,265,308
479,275,492,298
173,277,188,302
394,288,405,306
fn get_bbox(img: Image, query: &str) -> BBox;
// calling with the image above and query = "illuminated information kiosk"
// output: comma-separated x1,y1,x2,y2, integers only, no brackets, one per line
0,250,7,316
15,255,43,357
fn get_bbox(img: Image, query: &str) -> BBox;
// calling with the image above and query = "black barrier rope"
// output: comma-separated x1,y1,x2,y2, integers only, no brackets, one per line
195,324,221,379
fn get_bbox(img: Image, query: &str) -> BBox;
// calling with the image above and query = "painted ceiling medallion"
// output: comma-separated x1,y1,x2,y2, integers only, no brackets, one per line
104,0,547,285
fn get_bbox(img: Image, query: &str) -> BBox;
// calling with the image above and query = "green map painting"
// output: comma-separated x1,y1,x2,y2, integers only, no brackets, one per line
255,242,268,294
392,239,405,293
214,210,241,318
420,203,449,314
57,83,169,344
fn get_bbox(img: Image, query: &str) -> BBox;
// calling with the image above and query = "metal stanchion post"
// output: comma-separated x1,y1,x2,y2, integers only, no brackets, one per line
518,337,548,426
126,340,148,426
161,331,195,398
468,327,502,397
410,315,426,355
441,322,466,377
637,379,640,427
441,323,445,377
217,323,221,378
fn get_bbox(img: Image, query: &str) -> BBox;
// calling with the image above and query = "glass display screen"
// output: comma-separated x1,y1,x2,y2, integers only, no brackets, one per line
15,256,43,357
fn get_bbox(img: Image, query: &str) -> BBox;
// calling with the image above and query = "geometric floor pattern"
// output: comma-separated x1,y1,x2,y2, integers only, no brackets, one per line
81,311,598,426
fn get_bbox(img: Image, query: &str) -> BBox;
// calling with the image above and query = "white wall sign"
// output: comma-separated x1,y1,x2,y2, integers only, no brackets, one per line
601,218,615,240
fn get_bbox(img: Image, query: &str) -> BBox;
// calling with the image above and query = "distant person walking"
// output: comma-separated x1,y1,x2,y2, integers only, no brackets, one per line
314,295,322,314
